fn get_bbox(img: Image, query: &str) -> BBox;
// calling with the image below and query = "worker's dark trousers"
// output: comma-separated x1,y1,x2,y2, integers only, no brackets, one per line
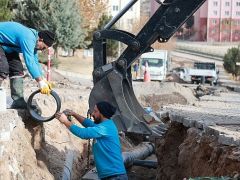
0,46,26,109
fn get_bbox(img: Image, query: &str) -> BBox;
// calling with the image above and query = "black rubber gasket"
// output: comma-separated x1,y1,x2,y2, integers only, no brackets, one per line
27,90,61,122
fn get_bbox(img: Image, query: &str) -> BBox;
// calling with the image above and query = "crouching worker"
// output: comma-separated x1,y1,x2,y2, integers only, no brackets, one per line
0,21,54,109
55,101,128,180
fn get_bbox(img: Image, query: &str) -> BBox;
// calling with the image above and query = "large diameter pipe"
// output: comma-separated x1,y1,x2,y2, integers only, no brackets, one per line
62,150,75,180
133,159,158,169
82,142,155,179
122,142,155,168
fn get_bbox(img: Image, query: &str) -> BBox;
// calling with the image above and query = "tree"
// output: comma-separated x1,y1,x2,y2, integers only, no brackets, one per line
79,0,107,49
50,0,87,52
79,0,106,30
0,0,12,21
223,46,240,78
13,0,87,54
14,0,51,29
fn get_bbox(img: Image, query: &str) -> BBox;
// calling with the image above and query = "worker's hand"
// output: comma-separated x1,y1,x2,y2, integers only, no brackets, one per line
55,112,68,123
38,79,52,95
62,109,75,116
55,112,73,128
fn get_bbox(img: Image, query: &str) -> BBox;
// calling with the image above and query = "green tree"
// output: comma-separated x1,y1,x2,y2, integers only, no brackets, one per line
13,0,87,54
223,46,240,78
0,0,12,21
14,0,51,29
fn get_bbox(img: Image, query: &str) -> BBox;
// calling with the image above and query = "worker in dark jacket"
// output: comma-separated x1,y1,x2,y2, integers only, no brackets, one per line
0,21,55,109
56,101,128,180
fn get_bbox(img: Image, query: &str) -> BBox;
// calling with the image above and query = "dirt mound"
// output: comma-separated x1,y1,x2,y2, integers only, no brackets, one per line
166,73,187,84
133,82,196,111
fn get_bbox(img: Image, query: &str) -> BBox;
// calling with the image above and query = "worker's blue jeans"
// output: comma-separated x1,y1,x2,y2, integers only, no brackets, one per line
101,174,128,180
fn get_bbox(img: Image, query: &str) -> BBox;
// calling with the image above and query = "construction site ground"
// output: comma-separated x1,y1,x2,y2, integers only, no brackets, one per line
0,47,240,179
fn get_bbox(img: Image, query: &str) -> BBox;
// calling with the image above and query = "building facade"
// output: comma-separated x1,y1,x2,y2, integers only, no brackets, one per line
106,0,140,32
194,0,240,42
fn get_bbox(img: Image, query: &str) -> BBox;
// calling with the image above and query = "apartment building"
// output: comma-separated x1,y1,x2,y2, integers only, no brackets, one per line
194,0,240,42
106,0,140,32
149,0,240,42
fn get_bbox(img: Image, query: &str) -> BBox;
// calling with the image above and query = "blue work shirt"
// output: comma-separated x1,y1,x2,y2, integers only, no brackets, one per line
70,118,126,179
0,21,42,79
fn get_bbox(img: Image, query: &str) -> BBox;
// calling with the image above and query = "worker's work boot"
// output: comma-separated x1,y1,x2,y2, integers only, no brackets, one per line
10,77,27,109
10,77,42,115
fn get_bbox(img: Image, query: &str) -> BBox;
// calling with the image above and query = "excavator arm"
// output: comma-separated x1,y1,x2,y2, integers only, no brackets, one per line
89,0,206,135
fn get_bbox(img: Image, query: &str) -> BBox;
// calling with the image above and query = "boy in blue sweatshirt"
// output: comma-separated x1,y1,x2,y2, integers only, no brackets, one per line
0,21,55,108
56,101,128,180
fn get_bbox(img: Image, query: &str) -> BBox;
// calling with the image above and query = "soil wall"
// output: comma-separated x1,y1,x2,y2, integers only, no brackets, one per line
156,122,240,180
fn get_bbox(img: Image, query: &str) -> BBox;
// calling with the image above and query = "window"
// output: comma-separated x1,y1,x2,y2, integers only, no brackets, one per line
234,30,240,35
225,11,229,16
213,1,218,6
212,19,217,24
213,11,218,15
223,29,230,33
236,11,240,16
237,2,240,6
113,5,119,11
223,20,230,25
141,58,163,67
194,63,215,70
225,1,230,6
236,20,240,25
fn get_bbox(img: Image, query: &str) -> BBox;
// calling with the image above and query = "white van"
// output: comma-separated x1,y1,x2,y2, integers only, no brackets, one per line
139,50,168,81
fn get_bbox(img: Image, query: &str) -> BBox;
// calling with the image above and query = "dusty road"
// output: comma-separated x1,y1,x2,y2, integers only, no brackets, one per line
57,50,93,77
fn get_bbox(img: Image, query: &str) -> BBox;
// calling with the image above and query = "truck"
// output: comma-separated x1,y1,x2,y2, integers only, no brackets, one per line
175,62,219,85
190,62,218,85
139,50,168,81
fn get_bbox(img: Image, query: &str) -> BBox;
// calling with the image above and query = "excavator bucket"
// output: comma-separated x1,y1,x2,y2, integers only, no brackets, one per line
89,64,152,135
88,0,206,135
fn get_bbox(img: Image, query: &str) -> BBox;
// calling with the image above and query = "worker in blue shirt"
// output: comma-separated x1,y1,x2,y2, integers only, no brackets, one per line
0,21,54,109
56,101,128,180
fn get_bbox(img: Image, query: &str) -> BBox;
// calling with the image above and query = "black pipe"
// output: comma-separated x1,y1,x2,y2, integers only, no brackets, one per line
82,142,155,179
122,142,155,168
133,159,158,169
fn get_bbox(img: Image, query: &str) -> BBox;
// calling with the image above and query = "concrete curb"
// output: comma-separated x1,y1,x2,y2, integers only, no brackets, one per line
168,111,240,146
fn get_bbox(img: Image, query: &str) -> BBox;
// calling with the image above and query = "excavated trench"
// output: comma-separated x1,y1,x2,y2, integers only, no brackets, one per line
156,121,240,179
133,82,240,179
1,79,240,179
